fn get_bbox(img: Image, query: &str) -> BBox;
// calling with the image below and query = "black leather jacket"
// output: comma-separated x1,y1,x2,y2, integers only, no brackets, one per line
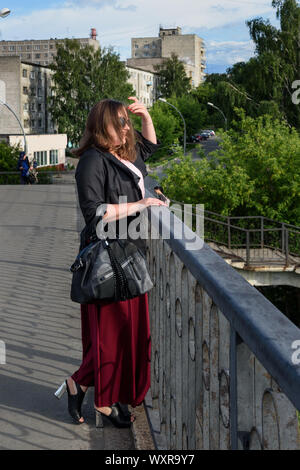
75,131,160,253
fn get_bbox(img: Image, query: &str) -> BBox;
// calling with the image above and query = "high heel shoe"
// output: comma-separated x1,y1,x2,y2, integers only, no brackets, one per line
113,402,136,423
54,379,86,424
95,404,131,429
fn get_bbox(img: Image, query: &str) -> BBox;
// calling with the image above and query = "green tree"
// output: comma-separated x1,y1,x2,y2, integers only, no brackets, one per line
155,53,191,98
161,110,300,226
48,39,134,146
0,142,21,184
148,100,181,160
0,141,20,171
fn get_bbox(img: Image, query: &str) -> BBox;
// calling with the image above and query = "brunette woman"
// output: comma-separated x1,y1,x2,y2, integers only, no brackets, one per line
55,97,167,428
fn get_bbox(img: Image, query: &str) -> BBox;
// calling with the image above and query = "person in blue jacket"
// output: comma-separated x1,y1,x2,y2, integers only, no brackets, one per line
18,151,31,184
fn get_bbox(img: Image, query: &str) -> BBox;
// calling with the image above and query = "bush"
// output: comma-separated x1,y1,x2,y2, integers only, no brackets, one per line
161,109,300,227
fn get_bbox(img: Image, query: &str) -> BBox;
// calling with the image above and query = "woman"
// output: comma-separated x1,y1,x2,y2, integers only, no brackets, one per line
55,97,167,428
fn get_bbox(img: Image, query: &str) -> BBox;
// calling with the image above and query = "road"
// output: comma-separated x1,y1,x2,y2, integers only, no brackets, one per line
147,136,221,182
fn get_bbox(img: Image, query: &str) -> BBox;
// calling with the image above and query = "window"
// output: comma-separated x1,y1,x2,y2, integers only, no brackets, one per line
135,44,139,48
34,45,40,50
23,86,28,95
2,46,7,51
44,53,48,58
38,103,42,112
23,103,28,111
31,87,36,96
9,46,15,51
35,54,41,59
27,54,31,59
34,151,47,166
18,46,23,51
30,103,35,111
44,45,48,49
30,71,35,79
26,45,31,51
38,88,42,97
22,69,27,78
50,149,58,165
31,119,35,127
38,119,42,128
144,44,150,49
50,44,54,49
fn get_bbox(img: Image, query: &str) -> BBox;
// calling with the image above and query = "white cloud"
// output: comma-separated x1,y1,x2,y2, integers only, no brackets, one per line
206,39,255,66
0,0,274,67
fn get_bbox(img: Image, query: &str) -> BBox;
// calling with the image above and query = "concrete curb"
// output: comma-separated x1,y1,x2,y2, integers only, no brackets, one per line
129,402,156,450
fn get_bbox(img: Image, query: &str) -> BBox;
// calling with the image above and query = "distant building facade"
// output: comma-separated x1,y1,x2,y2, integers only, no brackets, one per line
0,29,100,67
0,56,55,136
126,65,160,107
127,26,206,88
2,133,67,167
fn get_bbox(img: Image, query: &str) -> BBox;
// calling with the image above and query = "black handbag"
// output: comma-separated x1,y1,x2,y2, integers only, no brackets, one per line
70,235,153,304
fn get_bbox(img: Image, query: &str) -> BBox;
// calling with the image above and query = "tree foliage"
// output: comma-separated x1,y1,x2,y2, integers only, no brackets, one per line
0,141,20,171
155,53,192,98
194,0,300,129
48,39,134,145
160,110,300,226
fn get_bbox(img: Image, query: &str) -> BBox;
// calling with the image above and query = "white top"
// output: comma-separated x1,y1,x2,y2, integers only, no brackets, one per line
118,158,145,198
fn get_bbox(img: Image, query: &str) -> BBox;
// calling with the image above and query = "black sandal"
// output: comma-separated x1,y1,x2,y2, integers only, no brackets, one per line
54,380,86,424
95,404,131,428
113,402,136,422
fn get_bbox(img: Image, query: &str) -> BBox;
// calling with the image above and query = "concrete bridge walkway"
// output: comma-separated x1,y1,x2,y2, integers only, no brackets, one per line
0,184,149,450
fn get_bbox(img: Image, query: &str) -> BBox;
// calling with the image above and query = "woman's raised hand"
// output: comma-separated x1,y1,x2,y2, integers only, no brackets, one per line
127,97,150,120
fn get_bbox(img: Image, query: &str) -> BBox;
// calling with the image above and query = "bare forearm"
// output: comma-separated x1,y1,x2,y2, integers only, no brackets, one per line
141,115,157,144
102,202,144,223
101,197,167,223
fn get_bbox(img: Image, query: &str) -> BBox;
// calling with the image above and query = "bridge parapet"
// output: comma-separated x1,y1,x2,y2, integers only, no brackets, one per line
144,181,300,450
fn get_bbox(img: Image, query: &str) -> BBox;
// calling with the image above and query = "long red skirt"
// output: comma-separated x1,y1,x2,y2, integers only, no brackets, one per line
71,293,151,408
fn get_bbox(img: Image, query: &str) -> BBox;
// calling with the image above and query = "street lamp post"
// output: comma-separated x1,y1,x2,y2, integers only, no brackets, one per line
158,97,186,155
207,102,227,131
0,8,10,17
0,99,27,153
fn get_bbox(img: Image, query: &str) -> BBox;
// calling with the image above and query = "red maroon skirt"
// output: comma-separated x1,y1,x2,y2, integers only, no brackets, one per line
71,293,151,408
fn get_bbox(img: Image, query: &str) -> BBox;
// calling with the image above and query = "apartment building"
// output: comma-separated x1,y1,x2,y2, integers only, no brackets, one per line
0,56,55,135
126,65,160,107
0,29,100,67
127,26,206,87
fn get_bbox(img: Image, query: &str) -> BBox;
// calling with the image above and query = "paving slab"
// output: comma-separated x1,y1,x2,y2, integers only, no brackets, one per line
0,184,135,450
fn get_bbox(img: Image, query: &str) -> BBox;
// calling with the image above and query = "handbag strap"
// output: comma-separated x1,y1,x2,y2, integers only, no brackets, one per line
105,241,131,301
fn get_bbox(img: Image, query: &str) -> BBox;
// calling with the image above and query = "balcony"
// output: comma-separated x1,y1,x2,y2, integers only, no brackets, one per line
142,179,300,450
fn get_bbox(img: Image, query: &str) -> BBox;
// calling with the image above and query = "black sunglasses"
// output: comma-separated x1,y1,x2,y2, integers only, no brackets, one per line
119,116,131,128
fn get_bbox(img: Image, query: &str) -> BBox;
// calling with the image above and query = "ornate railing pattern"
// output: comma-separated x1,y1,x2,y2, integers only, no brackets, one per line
144,182,300,450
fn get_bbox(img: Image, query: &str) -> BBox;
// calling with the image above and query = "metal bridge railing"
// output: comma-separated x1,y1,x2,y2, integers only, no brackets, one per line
144,179,300,450
167,201,300,267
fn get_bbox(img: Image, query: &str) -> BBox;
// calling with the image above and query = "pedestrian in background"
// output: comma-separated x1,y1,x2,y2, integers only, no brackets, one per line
17,151,32,184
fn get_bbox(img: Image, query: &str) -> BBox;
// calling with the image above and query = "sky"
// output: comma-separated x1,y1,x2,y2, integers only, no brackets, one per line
0,0,280,74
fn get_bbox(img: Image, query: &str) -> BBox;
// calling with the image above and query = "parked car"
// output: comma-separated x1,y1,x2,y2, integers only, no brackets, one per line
203,129,215,136
199,132,210,140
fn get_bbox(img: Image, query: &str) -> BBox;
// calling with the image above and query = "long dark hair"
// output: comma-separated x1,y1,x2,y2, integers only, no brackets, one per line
72,99,136,161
